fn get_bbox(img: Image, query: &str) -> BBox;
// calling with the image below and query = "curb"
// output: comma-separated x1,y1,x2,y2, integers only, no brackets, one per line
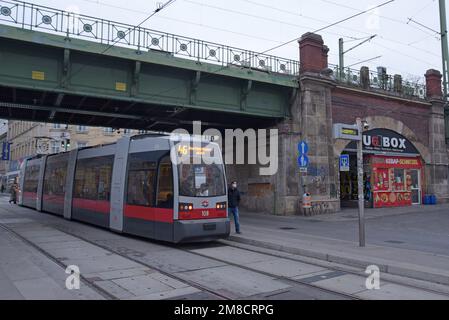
228,235,449,286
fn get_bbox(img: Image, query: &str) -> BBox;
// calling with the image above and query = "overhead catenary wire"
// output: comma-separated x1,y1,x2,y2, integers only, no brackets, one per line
188,0,439,62
313,0,441,52
134,0,402,104
82,0,418,79
256,0,395,55
346,55,382,68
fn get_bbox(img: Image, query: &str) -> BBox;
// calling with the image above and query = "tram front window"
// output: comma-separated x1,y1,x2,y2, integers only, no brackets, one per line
178,163,226,197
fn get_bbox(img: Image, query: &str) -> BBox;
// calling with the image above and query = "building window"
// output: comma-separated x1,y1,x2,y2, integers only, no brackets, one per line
104,127,114,134
124,129,131,135
51,141,60,154
77,142,87,149
77,125,87,133
53,123,61,129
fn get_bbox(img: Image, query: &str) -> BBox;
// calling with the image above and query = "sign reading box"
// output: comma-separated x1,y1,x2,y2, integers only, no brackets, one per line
333,123,361,141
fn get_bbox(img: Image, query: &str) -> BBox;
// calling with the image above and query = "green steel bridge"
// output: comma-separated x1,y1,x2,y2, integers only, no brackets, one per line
0,0,299,130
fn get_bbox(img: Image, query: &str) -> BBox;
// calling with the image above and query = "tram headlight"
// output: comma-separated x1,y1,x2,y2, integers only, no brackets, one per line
179,203,194,211
216,202,227,209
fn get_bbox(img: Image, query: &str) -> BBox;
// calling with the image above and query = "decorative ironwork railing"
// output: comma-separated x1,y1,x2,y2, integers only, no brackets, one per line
329,64,426,99
0,0,299,76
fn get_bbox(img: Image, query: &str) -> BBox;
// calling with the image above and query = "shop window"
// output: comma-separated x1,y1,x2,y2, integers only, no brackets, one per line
392,168,405,191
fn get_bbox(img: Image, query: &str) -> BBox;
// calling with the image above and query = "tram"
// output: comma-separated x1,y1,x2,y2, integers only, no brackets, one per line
19,134,230,242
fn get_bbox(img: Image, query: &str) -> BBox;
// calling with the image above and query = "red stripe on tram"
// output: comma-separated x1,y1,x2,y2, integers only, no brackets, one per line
72,198,111,214
43,194,65,205
124,205,174,223
23,191,37,201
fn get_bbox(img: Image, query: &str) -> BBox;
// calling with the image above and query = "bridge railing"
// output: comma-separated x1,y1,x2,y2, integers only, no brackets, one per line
329,64,426,99
0,0,300,76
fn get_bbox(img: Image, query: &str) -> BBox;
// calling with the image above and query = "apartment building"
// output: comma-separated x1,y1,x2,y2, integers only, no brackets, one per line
5,121,146,173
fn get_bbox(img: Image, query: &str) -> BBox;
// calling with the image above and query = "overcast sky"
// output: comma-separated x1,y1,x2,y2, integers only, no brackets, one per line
15,0,446,81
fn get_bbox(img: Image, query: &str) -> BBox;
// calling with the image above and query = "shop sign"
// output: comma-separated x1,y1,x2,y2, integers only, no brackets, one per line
346,129,420,155
370,155,421,169
374,191,412,208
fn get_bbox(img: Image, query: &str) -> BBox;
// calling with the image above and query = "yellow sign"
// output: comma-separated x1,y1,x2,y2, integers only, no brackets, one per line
341,128,358,136
32,71,45,81
115,82,127,91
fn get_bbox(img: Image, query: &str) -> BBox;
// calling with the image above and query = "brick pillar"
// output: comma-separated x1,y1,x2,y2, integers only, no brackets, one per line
299,33,329,73
294,33,339,215
425,69,443,99
425,69,449,203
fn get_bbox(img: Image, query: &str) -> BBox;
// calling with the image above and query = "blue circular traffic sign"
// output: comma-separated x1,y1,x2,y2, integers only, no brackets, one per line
297,154,309,167
298,140,308,155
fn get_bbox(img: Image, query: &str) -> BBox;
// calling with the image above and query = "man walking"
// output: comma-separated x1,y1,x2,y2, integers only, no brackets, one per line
228,181,241,234
9,180,19,204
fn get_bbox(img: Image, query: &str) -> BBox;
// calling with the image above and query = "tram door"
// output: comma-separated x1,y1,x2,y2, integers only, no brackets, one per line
410,169,421,205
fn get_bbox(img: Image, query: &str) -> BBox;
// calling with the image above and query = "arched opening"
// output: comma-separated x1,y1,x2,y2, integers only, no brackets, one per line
339,128,425,208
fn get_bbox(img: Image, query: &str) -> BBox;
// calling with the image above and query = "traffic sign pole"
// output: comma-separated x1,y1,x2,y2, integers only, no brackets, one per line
356,118,365,247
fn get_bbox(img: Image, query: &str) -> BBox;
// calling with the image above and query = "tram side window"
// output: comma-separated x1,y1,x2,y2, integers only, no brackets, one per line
73,156,113,201
156,156,174,208
43,159,68,196
126,153,157,207
24,165,40,193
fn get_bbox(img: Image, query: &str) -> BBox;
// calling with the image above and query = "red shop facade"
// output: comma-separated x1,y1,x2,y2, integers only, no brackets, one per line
340,129,424,208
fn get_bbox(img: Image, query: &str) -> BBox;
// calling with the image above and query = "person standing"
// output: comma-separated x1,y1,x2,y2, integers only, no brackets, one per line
228,181,241,234
9,180,19,204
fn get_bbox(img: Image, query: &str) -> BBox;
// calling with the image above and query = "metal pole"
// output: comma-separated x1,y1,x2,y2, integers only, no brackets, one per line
356,118,365,247
439,0,449,144
439,0,449,99
339,38,344,79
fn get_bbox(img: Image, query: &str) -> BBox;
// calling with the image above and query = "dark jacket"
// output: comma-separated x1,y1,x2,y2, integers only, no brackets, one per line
228,187,241,208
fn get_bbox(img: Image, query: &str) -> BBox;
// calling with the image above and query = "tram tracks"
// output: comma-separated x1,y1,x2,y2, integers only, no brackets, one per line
49,224,360,300
215,239,449,299
3,208,448,300
0,222,117,300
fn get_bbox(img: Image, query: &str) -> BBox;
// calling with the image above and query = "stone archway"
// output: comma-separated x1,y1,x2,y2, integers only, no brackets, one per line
333,115,430,163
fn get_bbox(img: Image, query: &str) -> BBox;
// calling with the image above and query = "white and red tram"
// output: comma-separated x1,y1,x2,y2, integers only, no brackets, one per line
19,134,230,242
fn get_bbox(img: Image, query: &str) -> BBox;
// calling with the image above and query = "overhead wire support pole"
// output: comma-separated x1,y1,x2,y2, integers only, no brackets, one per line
338,35,376,80
339,38,344,79
439,0,449,144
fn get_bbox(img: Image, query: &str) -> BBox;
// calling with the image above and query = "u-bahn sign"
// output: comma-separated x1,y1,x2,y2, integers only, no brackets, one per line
345,129,419,155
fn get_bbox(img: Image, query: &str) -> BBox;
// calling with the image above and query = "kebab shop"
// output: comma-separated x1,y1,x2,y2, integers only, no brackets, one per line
340,129,423,208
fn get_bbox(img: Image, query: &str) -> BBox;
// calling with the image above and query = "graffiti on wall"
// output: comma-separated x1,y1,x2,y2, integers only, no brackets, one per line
307,165,328,195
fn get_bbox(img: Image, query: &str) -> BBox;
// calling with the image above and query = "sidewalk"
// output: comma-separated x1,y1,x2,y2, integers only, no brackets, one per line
229,204,449,285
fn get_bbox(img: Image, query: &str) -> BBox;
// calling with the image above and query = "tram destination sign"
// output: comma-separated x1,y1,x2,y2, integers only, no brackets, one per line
333,123,361,141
